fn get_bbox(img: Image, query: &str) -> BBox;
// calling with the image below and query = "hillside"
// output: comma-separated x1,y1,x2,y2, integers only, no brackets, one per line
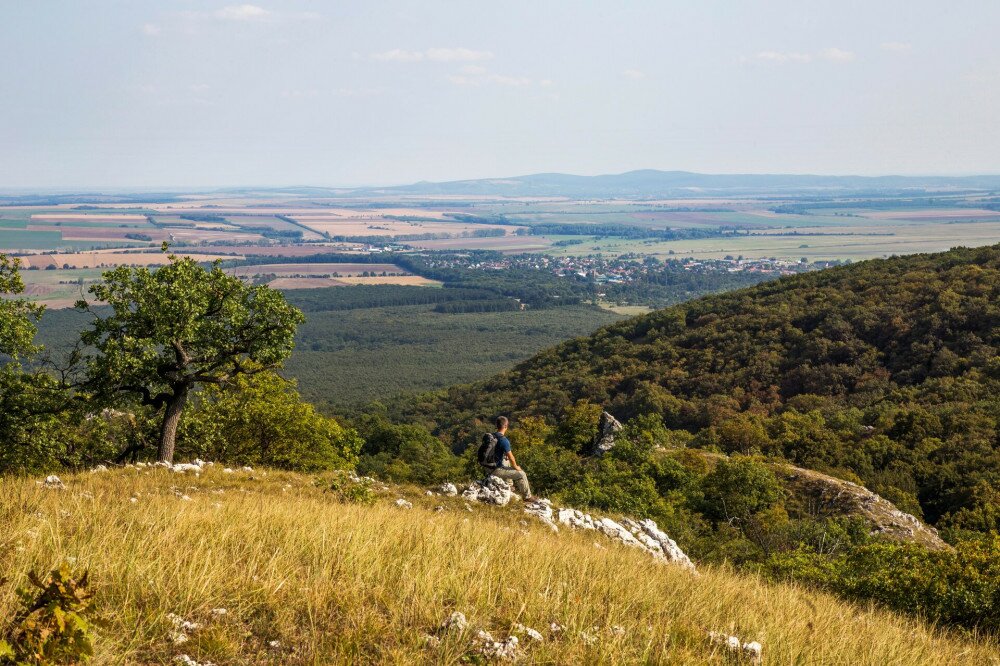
389,245,1000,530
2,466,996,665
344,170,1000,198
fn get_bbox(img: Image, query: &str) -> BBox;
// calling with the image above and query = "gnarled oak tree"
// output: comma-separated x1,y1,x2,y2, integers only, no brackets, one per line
77,251,305,463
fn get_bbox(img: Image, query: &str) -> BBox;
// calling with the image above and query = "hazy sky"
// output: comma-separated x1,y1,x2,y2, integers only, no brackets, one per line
2,1,999,188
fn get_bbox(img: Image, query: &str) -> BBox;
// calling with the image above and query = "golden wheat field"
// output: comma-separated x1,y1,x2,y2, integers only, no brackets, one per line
1,468,998,665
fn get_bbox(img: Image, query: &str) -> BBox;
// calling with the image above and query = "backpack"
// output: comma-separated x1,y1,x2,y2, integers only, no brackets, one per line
477,432,499,469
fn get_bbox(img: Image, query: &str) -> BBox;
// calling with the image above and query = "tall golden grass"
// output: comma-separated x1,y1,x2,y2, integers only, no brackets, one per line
1,467,997,665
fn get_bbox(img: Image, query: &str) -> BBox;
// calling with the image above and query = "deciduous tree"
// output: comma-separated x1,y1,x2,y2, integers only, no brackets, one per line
77,251,304,463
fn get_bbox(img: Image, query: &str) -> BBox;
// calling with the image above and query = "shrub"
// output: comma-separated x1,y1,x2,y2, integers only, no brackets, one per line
178,372,362,471
700,455,783,522
0,564,97,665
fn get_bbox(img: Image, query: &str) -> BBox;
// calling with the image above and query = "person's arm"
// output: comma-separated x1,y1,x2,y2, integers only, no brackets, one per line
505,450,522,471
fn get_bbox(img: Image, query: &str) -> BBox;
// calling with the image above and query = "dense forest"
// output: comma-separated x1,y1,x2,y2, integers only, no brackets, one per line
385,245,1000,528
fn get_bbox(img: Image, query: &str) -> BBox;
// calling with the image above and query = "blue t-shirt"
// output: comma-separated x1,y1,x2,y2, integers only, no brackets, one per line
494,432,511,467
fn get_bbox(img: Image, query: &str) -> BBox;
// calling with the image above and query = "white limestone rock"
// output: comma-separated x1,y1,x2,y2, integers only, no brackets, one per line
42,475,65,489
438,482,458,496
462,476,512,506
591,411,623,455
440,611,468,633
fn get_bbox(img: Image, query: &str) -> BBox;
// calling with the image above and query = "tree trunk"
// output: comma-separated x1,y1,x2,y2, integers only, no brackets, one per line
157,387,189,463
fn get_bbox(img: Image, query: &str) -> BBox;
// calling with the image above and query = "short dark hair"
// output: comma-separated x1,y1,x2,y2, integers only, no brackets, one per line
495,416,509,430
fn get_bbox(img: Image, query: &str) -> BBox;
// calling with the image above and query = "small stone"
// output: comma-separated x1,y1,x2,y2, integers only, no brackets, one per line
438,482,458,496
43,475,65,489
513,623,544,642
440,611,468,633
395,499,413,509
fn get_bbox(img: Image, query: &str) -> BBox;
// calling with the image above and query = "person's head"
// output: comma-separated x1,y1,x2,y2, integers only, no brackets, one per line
495,416,509,434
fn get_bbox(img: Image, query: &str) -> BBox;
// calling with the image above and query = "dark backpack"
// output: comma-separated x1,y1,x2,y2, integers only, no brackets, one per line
477,432,499,469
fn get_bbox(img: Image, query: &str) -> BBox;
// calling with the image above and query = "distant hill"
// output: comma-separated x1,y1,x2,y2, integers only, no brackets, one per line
348,169,1000,198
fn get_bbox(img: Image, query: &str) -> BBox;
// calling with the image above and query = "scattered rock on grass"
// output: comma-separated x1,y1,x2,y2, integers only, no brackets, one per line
42,475,65,489
474,630,519,661
438,482,458,496
440,611,468,633
395,499,413,509
708,631,763,665
513,623,544,642
462,476,512,506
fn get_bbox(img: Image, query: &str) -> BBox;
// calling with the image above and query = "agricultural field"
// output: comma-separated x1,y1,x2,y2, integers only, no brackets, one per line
227,262,440,289
7,191,1000,303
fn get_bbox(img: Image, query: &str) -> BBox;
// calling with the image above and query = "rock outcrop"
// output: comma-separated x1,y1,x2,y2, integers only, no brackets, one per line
462,476,513,506
591,411,623,455
777,464,949,551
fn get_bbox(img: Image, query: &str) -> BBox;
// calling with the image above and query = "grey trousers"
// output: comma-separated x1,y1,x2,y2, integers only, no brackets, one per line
490,466,532,498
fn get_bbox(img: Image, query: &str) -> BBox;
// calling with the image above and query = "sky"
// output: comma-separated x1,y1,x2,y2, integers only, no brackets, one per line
2,0,999,189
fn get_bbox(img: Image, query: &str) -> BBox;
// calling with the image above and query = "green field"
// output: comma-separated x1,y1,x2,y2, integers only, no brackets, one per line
0,229,64,249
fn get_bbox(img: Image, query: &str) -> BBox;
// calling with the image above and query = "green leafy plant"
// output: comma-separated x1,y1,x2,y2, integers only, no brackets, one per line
0,564,97,665
325,474,378,505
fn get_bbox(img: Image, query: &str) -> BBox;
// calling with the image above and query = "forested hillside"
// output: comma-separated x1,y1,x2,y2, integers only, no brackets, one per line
390,246,1000,528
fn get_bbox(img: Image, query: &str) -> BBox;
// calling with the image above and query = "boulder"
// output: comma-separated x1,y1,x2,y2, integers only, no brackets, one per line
524,499,558,531
462,476,513,506
621,518,696,571
591,411,623,455
438,482,458,496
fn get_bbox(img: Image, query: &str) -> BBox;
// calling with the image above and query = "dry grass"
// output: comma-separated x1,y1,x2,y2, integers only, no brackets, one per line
1,468,997,665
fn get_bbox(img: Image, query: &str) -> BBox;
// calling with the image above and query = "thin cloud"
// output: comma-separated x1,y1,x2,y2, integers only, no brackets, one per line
821,47,856,62
141,23,161,36
750,47,855,64
176,5,318,24
622,68,646,80
371,47,494,63
881,41,912,53
214,4,271,21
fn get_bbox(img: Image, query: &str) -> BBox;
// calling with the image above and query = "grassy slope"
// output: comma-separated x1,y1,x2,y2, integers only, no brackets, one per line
1,468,997,665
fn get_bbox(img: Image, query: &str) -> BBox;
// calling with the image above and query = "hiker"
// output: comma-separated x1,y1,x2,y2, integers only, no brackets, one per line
480,416,533,500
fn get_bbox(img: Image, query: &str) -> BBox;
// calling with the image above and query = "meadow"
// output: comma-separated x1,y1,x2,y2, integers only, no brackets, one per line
1,467,996,665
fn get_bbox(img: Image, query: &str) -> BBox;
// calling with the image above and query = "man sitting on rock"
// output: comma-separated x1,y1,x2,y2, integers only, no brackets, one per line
489,416,534,501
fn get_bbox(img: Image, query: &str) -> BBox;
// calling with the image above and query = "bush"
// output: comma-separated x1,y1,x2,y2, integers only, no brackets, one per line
700,455,782,522
178,372,361,471
356,417,465,485
0,564,97,665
